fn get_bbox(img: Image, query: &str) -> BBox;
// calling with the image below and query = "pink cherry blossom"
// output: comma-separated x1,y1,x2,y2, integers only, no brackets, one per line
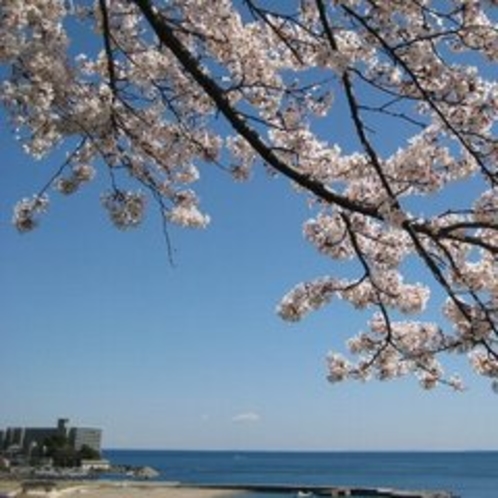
3,0,497,390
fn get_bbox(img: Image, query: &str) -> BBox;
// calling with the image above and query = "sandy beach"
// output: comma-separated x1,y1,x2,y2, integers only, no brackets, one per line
61,483,241,498
0,481,243,498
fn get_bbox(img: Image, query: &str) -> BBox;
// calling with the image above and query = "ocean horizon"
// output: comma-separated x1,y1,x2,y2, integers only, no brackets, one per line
102,449,498,498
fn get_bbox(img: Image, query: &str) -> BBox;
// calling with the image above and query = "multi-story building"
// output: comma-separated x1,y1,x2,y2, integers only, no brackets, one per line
0,418,102,455
3,427,25,451
68,427,102,452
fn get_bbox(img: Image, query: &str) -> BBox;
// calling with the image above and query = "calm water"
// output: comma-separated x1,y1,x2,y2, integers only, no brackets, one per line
103,450,498,498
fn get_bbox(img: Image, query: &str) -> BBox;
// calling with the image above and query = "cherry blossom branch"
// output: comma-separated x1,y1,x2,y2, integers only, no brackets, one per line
132,0,382,220
98,0,119,100
341,4,497,186
5,0,497,388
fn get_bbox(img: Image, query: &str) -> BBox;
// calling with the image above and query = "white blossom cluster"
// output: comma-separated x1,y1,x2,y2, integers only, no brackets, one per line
2,1,497,389
12,194,49,232
101,190,146,230
55,164,96,195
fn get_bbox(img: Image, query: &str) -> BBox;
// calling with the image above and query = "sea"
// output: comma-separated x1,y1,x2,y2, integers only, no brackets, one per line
102,450,498,498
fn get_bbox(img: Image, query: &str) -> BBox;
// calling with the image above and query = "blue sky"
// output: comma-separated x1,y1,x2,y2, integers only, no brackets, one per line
1,130,497,451
1,3,497,452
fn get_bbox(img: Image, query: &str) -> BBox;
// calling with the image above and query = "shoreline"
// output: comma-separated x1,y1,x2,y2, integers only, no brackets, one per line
0,480,456,498
0,480,244,498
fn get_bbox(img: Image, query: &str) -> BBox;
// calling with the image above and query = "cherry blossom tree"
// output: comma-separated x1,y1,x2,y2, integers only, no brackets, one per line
1,0,497,389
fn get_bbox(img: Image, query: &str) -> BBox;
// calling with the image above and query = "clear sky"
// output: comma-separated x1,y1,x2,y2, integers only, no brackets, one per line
2,131,497,451
1,3,497,452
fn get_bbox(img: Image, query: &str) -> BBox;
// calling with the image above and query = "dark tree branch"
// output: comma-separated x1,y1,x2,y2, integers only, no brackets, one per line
132,0,382,221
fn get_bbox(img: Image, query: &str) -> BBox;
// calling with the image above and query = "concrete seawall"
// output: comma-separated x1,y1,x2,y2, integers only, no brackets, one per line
191,483,456,498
